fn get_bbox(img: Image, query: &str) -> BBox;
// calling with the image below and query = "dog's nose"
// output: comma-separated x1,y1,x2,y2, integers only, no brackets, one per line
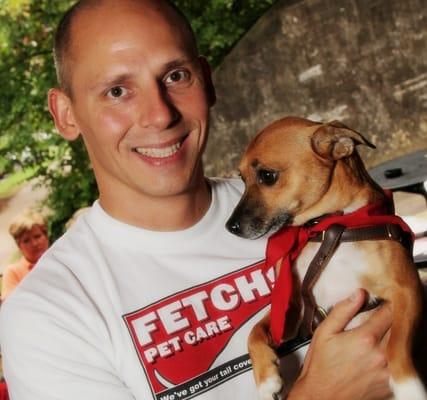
226,219,241,235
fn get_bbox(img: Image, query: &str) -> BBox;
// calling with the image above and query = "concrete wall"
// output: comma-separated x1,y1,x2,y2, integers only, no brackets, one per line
204,0,427,177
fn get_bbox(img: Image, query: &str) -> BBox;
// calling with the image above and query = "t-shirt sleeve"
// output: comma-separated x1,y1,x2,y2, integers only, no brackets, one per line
0,295,135,400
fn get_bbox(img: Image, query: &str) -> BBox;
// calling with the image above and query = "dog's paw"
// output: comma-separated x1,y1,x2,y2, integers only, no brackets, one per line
390,377,427,400
257,374,283,400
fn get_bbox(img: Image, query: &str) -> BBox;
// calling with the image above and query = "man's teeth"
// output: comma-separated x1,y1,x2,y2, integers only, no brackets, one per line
135,141,181,158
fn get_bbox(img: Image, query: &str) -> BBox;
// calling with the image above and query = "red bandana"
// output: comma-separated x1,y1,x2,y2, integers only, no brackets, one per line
266,192,414,345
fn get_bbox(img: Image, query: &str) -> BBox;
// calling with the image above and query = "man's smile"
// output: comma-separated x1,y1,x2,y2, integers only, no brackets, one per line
133,134,189,159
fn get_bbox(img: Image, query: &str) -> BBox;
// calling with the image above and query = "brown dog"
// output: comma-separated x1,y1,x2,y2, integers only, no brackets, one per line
226,117,426,400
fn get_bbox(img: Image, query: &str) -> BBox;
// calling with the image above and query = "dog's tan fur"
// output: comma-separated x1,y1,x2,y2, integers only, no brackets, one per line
227,117,426,399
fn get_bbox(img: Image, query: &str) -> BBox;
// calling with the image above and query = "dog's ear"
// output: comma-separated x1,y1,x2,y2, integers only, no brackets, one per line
311,120,376,160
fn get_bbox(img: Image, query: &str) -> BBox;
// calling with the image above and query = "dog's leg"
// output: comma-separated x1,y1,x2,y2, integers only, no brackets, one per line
359,241,427,400
248,313,283,400
384,285,427,400
248,260,303,399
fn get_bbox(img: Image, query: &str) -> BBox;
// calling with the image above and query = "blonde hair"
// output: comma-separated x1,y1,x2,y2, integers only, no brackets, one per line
9,211,47,242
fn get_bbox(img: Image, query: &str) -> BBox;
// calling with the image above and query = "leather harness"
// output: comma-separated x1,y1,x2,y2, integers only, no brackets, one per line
298,223,413,338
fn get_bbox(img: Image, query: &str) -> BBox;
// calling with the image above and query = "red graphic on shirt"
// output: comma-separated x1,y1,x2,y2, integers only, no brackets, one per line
123,261,273,396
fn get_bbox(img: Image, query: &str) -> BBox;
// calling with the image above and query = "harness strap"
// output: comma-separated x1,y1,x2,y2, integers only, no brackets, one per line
298,223,412,337
300,224,345,338
310,223,413,252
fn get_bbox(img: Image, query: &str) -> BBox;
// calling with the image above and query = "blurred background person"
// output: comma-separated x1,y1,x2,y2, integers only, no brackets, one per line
1,211,49,302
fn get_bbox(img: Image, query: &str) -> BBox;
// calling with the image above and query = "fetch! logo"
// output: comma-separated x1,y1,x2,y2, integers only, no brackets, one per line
123,261,274,398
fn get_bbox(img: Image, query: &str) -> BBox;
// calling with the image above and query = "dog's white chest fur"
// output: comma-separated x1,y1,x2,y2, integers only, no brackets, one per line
294,241,370,317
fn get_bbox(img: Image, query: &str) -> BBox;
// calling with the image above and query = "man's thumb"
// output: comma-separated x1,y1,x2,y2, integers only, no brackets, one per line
318,289,366,335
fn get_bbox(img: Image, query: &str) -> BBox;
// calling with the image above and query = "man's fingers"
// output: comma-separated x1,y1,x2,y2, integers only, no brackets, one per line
353,303,392,342
317,289,367,335
299,339,313,376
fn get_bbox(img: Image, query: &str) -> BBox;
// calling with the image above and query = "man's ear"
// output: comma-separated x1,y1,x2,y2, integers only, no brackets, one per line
47,88,81,141
198,56,216,107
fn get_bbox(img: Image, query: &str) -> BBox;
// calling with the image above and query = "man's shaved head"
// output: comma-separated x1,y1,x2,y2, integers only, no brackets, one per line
53,0,199,95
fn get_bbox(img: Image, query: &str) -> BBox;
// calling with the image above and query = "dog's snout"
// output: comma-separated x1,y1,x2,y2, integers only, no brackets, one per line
226,219,242,236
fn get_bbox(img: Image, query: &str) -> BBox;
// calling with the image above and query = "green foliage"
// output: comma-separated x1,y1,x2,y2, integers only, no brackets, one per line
176,0,276,67
0,0,275,240
0,167,36,198
0,0,79,240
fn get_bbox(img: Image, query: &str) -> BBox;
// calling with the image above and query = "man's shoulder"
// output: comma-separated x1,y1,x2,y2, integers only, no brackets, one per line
0,286,31,327
0,219,96,309
0,275,54,350
0,232,97,341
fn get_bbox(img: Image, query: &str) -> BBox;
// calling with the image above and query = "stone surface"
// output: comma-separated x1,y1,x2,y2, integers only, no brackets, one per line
204,0,427,177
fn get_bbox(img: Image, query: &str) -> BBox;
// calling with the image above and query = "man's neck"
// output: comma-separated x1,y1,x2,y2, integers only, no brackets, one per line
98,179,212,231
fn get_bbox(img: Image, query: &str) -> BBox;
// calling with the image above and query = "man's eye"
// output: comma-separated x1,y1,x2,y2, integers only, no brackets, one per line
257,169,279,186
165,70,189,84
107,86,127,98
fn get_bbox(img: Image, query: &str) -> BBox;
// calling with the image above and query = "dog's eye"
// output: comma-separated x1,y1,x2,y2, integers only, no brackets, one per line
257,169,278,186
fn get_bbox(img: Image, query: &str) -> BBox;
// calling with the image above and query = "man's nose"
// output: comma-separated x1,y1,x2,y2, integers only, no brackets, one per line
138,84,180,130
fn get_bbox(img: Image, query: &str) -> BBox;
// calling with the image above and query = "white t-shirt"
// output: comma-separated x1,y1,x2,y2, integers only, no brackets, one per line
0,178,309,400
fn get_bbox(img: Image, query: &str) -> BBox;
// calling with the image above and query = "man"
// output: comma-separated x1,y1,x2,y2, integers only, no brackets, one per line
1,211,49,301
0,1,392,399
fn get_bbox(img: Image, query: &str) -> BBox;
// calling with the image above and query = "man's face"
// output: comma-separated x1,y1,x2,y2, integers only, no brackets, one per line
63,2,213,204
17,226,49,264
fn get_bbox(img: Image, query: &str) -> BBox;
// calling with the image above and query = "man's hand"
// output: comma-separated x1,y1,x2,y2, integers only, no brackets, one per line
288,289,392,400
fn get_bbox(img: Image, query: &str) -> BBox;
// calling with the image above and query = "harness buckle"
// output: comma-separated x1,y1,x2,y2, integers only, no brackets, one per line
316,306,328,320
386,224,394,239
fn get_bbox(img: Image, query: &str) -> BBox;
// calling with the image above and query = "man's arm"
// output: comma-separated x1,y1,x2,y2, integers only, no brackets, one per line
0,292,135,400
288,289,392,400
